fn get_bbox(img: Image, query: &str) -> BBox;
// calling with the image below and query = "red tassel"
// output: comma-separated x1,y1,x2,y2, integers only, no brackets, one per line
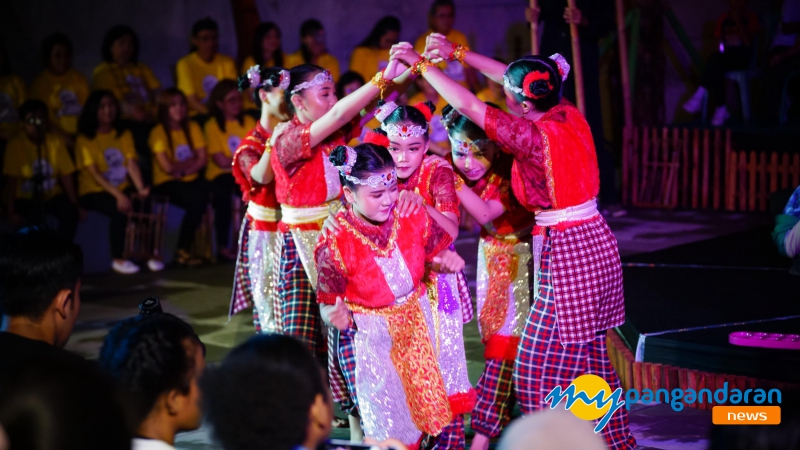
363,130,390,147
411,102,434,122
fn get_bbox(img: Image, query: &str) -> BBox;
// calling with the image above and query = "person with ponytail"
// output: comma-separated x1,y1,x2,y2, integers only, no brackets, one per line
361,100,475,448
204,79,256,261
442,104,535,448
315,143,466,449
228,66,289,335
240,22,284,111
268,60,408,388
389,38,636,449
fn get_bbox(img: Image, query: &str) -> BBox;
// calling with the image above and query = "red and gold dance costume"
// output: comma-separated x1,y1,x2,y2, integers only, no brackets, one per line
270,115,361,368
484,103,637,449
316,207,463,449
397,155,475,449
463,166,535,438
229,122,282,333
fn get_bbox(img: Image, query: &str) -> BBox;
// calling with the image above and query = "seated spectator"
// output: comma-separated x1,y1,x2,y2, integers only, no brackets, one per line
0,44,26,143
414,0,479,91
204,79,254,261
497,409,606,450
99,313,205,450
92,25,161,123
176,17,237,117
240,22,284,111
148,88,209,266
772,185,800,275
683,0,760,126
29,33,89,147
0,228,129,450
349,16,401,82
3,100,78,240
284,19,341,81
75,90,157,274
202,334,407,450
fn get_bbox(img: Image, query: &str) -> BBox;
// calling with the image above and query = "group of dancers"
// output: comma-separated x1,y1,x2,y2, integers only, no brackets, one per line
227,32,637,450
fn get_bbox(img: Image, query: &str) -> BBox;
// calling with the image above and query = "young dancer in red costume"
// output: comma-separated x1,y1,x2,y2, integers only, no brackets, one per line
229,66,289,333
390,37,636,449
316,143,466,450
442,104,535,449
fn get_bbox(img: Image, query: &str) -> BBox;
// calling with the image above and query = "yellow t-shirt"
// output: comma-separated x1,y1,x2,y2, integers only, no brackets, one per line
284,51,341,82
204,115,256,181
175,52,238,105
3,132,75,200
240,53,285,73
476,86,509,112
148,122,207,185
407,92,450,146
348,47,390,83
29,69,90,134
414,29,470,86
75,130,137,196
0,74,26,139
91,62,161,118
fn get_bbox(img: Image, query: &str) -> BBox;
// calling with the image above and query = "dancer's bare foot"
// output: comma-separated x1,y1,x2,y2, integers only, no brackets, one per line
470,433,490,450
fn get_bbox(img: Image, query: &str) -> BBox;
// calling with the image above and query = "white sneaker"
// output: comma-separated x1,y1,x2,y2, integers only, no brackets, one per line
112,259,140,275
683,86,707,114
147,259,165,272
711,105,730,126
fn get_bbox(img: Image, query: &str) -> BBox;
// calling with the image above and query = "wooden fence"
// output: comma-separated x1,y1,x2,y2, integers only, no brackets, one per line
622,127,800,212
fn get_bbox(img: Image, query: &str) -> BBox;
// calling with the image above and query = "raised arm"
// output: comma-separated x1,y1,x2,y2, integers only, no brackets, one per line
423,33,507,85
455,182,505,225
391,43,487,131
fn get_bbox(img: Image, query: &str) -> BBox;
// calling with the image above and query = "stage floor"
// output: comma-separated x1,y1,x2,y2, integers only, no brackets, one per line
66,209,777,449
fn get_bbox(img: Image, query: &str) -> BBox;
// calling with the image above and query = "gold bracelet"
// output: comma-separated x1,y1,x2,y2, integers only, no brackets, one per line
411,57,434,76
370,71,393,99
454,174,466,191
450,44,469,63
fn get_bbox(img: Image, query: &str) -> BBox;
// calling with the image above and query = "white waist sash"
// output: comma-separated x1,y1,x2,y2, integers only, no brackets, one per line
535,198,599,227
247,202,279,222
280,202,335,225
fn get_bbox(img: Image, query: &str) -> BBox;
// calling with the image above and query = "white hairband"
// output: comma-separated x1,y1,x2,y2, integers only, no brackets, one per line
375,101,399,123
334,146,358,175
344,169,398,189
380,123,428,140
290,70,334,94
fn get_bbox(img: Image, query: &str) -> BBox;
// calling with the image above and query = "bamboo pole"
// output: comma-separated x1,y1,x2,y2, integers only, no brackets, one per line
529,0,540,55
566,0,586,114
616,0,633,129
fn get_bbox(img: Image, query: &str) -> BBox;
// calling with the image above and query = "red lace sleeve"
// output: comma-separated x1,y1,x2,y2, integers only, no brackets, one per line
274,120,314,177
232,146,261,202
429,165,461,220
314,238,347,305
484,105,552,211
423,212,454,261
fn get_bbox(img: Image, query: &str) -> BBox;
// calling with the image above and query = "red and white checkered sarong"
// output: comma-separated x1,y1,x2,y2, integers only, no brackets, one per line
546,215,625,344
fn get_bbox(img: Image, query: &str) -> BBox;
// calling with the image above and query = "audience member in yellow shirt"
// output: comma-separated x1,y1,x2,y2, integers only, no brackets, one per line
0,45,26,141
75,90,154,274
148,88,209,265
414,0,479,91
348,16,400,82
408,77,451,156
476,82,509,113
91,26,161,122
240,22,285,111
204,80,256,260
29,34,89,146
3,100,78,239
176,17,237,116
284,19,341,81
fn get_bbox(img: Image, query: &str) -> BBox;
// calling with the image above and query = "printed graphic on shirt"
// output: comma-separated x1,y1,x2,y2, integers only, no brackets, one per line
175,144,194,162
202,75,218,98
227,135,241,154
125,74,149,102
21,159,57,194
103,148,128,187
58,90,82,117
429,115,448,143
443,61,465,82
0,93,17,123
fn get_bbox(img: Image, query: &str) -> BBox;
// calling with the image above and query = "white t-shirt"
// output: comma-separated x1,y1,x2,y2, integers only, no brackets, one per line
132,438,176,450
773,0,800,48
